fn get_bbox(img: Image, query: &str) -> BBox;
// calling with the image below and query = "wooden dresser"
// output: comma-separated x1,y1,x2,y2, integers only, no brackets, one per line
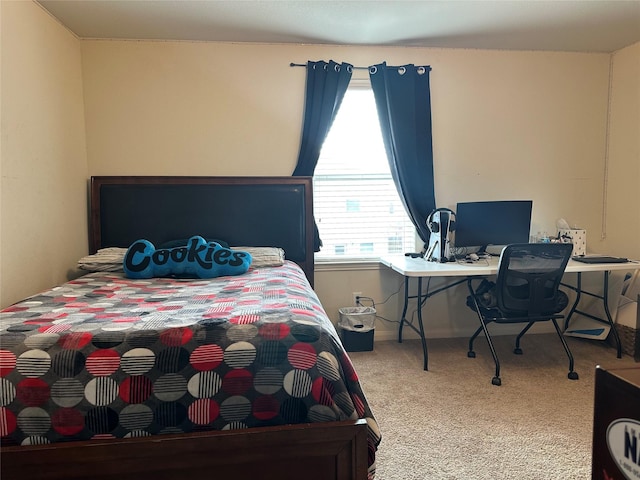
592,366,640,480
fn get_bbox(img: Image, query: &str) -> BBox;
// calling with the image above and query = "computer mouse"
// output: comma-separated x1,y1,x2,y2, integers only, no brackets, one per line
467,253,479,261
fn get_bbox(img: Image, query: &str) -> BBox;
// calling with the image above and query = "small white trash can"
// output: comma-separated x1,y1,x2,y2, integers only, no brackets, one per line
338,306,376,352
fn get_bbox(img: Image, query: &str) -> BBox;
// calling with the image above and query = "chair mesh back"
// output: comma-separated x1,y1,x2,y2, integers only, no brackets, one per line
496,243,573,315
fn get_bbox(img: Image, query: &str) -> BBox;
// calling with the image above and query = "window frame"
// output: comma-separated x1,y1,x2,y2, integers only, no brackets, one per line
312,80,420,264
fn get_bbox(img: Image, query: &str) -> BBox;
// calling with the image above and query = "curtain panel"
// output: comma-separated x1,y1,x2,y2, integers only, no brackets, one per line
292,60,353,251
369,63,436,245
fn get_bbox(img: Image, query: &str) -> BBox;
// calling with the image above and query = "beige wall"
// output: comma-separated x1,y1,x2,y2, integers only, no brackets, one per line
82,42,612,247
1,1,88,308
81,41,305,177
603,42,640,258
80,40,617,337
2,3,638,342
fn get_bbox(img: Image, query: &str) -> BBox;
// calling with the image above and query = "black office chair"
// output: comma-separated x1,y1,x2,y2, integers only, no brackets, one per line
466,243,577,386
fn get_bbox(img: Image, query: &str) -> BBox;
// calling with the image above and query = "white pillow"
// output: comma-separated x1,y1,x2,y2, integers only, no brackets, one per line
232,247,285,267
77,247,127,272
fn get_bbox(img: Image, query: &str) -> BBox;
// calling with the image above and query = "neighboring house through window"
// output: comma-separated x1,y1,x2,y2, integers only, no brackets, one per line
313,83,417,261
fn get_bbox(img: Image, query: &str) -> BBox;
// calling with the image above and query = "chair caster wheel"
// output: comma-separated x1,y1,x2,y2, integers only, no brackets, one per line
491,377,502,386
468,351,476,358
513,348,523,355
568,371,579,380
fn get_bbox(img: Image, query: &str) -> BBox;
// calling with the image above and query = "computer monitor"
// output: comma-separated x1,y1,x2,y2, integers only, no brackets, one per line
454,200,533,255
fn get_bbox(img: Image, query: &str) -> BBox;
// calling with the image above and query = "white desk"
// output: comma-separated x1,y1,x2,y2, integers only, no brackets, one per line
380,254,640,370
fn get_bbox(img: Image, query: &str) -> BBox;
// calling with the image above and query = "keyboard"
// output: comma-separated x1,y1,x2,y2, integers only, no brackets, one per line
572,255,629,264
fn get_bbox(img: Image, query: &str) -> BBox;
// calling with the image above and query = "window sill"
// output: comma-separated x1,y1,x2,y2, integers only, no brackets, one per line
314,258,382,272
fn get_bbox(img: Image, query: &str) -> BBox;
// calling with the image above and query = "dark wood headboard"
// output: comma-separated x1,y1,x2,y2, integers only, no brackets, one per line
90,176,315,286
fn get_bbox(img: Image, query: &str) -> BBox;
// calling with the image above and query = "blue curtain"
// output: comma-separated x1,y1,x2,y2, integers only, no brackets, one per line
292,60,353,251
369,63,436,245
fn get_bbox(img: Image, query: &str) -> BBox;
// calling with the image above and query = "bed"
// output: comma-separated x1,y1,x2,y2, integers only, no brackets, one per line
0,176,380,480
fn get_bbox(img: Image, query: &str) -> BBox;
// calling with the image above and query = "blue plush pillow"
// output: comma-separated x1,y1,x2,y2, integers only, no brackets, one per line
123,235,252,279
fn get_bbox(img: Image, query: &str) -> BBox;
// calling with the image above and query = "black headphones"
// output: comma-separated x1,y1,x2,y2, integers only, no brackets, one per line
427,207,456,233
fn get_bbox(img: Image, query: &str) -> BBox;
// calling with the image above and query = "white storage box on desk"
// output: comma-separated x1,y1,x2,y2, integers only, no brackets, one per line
338,306,376,352
558,228,586,256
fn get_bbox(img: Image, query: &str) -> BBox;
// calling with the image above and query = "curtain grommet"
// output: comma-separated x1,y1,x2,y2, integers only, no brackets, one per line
369,66,377,75
397,66,406,75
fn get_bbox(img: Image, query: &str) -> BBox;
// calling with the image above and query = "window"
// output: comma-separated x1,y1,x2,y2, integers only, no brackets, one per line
314,84,417,261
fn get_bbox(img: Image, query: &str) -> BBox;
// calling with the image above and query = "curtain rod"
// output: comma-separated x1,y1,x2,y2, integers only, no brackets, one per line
290,62,432,73
289,62,370,70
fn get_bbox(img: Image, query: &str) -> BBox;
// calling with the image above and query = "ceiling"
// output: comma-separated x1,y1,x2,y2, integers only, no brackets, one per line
38,0,640,53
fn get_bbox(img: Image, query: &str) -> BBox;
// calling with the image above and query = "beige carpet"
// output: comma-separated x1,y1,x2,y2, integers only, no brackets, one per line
349,333,638,480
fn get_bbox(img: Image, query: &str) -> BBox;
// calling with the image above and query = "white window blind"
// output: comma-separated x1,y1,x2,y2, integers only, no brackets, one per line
314,86,417,261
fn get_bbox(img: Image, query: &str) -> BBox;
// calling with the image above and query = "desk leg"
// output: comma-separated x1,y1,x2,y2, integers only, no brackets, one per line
563,271,622,359
416,277,429,371
396,276,430,370
396,276,467,370
398,278,409,344
602,271,622,358
564,272,582,331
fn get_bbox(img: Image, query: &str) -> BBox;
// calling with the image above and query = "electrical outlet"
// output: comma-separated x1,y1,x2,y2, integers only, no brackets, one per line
352,292,362,306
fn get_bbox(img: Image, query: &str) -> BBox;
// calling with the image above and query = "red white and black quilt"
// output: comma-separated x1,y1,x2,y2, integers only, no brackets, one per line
0,261,380,472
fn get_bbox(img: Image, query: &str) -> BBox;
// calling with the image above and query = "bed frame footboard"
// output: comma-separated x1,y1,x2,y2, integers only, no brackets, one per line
2,419,368,480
